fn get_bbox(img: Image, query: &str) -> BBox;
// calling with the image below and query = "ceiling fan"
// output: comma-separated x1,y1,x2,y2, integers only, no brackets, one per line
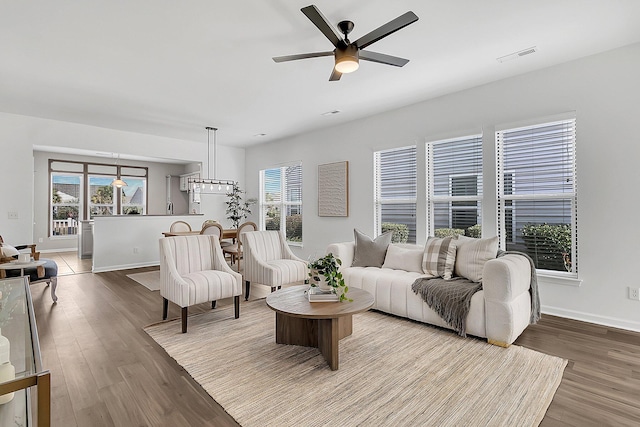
273,5,419,81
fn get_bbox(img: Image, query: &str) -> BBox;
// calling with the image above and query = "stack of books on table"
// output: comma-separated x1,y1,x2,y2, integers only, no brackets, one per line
308,287,339,302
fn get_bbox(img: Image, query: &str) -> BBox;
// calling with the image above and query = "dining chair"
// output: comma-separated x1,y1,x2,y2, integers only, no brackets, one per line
223,221,257,272
169,220,192,233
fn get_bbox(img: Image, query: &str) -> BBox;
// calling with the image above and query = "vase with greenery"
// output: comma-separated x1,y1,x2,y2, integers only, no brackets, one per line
225,185,255,229
308,253,352,302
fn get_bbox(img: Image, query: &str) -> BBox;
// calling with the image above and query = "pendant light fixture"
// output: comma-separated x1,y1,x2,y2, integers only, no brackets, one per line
188,127,236,193
111,154,128,188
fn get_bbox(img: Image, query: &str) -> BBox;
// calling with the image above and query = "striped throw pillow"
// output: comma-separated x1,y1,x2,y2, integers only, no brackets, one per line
454,236,499,282
422,236,457,279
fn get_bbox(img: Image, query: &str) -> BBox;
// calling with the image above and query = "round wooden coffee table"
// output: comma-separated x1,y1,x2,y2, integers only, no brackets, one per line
266,285,374,370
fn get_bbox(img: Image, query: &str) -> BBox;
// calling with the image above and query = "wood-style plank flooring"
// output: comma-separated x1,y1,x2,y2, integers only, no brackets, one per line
29,259,640,426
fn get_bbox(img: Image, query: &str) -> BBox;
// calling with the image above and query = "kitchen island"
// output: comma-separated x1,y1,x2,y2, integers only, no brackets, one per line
92,214,204,273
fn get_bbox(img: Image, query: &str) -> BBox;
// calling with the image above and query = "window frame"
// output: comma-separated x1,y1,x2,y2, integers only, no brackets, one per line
259,162,303,245
426,134,483,237
48,159,148,237
496,117,578,277
374,145,417,243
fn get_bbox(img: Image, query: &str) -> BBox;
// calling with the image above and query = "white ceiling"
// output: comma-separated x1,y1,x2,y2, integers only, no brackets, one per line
2,1,640,148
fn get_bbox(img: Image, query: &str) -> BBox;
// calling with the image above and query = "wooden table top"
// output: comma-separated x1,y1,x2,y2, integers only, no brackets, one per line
163,229,237,239
266,285,374,319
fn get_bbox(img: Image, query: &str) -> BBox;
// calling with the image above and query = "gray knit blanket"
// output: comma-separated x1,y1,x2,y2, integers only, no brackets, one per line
411,251,540,337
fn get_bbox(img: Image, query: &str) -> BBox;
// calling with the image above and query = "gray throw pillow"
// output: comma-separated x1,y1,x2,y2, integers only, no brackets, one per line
352,229,393,268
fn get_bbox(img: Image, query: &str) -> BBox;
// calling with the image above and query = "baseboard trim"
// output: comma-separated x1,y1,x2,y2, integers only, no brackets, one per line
93,261,160,273
542,304,640,333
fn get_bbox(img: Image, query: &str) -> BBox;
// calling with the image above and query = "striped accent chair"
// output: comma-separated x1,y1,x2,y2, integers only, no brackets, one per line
241,230,308,300
160,235,242,333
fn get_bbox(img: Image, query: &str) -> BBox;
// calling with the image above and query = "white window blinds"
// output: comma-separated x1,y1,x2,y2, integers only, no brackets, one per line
427,135,483,237
496,118,577,274
374,146,417,243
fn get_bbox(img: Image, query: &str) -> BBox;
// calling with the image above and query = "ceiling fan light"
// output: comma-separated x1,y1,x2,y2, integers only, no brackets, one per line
335,46,359,73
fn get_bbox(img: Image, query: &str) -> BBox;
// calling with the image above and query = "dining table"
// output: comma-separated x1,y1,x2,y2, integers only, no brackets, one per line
162,229,238,240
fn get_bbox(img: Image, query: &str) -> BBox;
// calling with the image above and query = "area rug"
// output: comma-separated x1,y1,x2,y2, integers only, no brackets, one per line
126,270,160,291
144,300,566,427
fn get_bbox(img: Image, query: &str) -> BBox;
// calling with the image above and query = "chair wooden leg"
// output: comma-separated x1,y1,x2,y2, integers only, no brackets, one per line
245,280,250,301
211,301,216,309
181,307,188,333
234,295,240,319
162,298,168,320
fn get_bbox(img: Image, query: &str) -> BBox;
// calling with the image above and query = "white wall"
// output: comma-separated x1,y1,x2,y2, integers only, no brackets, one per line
0,113,245,248
245,43,640,332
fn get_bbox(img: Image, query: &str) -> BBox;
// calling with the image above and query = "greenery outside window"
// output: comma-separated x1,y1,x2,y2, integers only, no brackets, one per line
51,173,82,236
260,163,303,244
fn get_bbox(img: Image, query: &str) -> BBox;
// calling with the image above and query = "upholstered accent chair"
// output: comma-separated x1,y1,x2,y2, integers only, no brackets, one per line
241,230,308,300
0,235,58,302
169,220,192,233
159,235,242,333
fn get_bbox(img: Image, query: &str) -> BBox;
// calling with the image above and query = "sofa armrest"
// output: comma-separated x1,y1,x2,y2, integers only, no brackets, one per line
483,254,531,302
483,254,532,347
326,242,355,271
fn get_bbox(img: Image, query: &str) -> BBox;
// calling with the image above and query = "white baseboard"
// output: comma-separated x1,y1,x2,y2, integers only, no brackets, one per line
39,247,77,254
92,261,160,273
542,304,640,333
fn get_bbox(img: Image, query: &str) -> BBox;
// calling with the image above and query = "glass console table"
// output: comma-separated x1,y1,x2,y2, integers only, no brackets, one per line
0,276,50,427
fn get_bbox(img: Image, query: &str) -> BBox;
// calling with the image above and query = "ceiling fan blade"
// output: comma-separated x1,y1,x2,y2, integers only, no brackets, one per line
359,50,409,67
329,68,342,81
273,51,334,63
354,11,418,50
301,5,342,47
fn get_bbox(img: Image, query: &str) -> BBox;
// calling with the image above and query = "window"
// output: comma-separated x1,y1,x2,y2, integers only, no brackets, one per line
49,159,148,236
51,173,81,236
497,119,577,274
427,135,483,237
374,146,417,243
88,175,116,218
260,163,303,243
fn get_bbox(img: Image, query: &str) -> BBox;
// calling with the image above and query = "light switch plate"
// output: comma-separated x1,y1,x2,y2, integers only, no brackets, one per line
7,211,19,219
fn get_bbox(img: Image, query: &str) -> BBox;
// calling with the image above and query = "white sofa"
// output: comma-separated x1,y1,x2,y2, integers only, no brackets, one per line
326,241,533,347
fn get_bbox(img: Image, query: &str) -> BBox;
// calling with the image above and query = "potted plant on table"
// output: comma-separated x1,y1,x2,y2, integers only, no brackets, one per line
308,253,352,302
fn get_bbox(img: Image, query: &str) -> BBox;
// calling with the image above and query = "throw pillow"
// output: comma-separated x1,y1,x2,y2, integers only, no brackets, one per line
382,244,425,273
454,235,499,282
422,236,457,279
0,244,19,258
352,229,393,268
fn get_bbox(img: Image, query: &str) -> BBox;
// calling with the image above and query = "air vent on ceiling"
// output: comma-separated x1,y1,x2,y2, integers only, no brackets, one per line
497,46,537,63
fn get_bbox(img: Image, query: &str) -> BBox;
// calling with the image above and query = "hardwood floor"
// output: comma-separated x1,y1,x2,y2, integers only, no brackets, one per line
30,267,640,426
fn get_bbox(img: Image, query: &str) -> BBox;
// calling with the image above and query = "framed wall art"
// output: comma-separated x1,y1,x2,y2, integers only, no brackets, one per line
318,161,349,217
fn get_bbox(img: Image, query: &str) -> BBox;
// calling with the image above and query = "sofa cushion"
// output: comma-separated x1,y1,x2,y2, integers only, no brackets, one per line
0,244,19,258
422,236,456,279
454,236,499,282
352,229,393,268
382,244,425,274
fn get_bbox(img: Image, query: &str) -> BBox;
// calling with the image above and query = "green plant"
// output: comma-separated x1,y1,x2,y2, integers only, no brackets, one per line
308,253,352,302
381,222,409,243
225,185,256,229
521,223,572,272
434,228,465,238
465,224,482,238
